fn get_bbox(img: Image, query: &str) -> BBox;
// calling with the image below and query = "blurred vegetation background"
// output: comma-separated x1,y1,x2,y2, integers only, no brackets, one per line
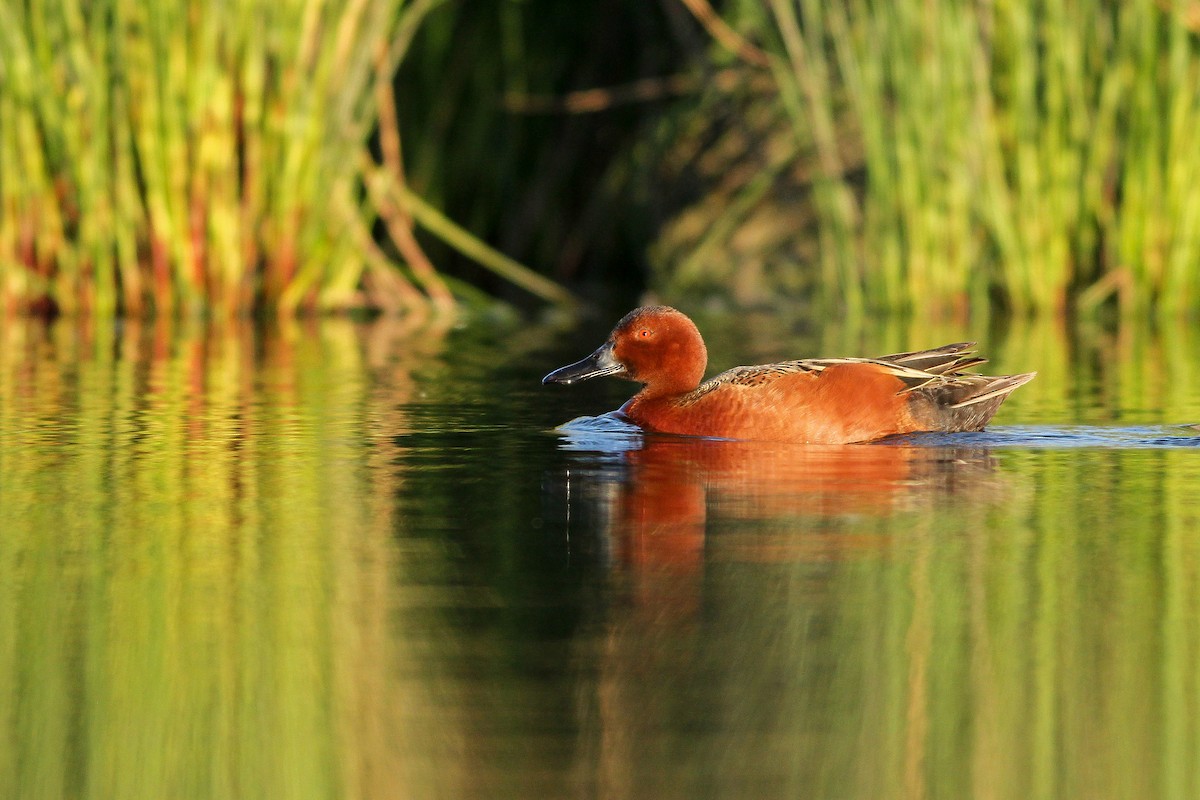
2,0,1199,319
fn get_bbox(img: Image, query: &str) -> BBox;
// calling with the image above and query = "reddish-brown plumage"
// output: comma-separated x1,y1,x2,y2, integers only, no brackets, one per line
543,306,1035,444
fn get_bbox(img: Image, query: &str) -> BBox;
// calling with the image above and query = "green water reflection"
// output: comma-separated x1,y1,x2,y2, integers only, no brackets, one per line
0,317,448,799
0,313,1199,799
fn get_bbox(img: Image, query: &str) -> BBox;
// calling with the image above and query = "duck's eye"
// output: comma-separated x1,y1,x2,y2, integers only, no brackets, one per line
638,329,653,339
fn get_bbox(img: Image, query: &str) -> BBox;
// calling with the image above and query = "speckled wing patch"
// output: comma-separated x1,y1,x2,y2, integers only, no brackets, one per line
678,344,993,406
677,362,819,404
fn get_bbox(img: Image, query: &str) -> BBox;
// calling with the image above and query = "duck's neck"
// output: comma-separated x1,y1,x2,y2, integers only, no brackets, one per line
620,384,685,416
630,380,690,403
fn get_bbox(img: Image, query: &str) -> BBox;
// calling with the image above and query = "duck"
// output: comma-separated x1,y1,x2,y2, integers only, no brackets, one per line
542,306,1035,444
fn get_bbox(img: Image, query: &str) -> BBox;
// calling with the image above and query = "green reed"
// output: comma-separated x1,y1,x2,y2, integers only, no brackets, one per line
0,0,565,317
727,0,1200,316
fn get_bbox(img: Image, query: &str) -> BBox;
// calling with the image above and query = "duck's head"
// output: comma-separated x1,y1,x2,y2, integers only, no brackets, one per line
542,306,708,394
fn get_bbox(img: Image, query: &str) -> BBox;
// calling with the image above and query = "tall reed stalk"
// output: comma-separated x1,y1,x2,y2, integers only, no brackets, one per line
720,0,1200,316
0,0,568,317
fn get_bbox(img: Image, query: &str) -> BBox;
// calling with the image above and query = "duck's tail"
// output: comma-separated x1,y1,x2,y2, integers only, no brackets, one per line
909,370,1037,432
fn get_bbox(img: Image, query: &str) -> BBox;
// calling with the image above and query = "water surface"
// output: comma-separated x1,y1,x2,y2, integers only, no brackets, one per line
1,312,1199,799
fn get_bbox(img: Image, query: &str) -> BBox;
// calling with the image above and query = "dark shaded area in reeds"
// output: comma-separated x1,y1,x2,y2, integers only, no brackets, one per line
393,1,687,304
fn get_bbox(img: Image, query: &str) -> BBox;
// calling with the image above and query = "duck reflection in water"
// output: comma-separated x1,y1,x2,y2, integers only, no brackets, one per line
552,429,1011,617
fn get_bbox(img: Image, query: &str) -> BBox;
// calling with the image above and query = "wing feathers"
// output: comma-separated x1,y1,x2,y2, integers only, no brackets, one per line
683,343,1031,410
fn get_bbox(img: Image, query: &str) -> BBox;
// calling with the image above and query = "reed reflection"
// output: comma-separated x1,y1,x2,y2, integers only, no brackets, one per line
0,315,451,800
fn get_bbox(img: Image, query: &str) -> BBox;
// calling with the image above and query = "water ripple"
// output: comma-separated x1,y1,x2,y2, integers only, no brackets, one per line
553,414,1200,451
